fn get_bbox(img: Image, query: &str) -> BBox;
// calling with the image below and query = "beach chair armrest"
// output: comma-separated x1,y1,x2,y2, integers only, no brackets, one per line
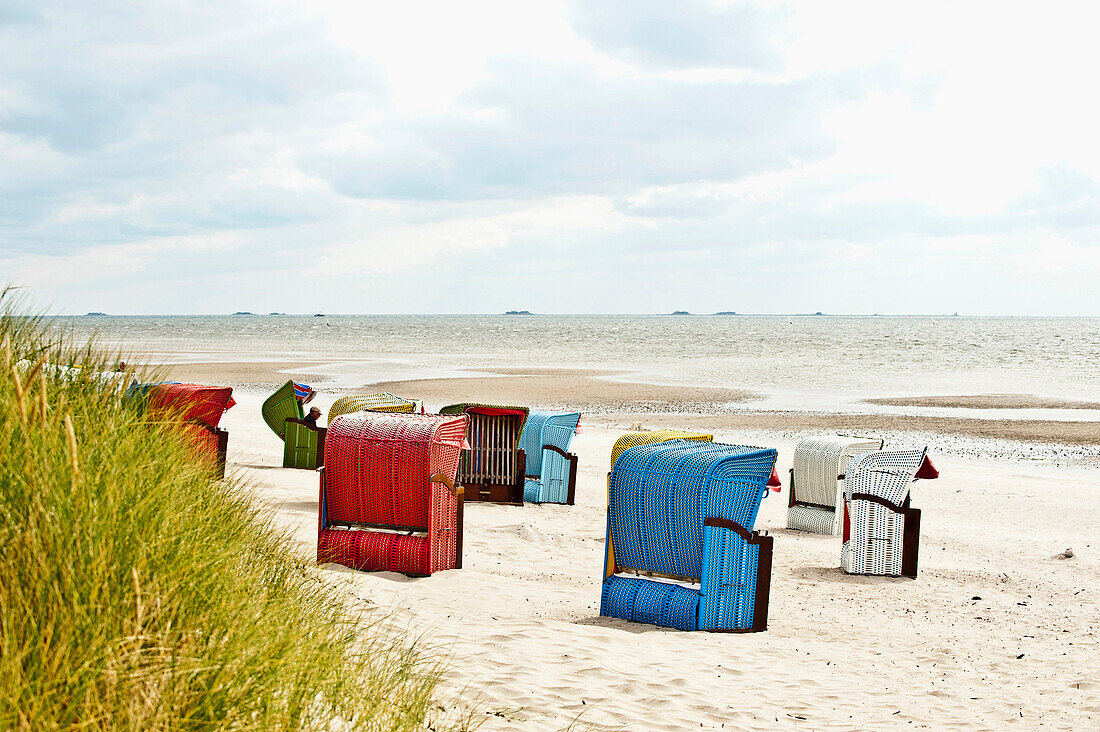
699,517,772,632
430,472,462,497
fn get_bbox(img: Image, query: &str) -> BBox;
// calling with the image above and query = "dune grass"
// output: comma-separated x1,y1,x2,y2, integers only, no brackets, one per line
0,290,453,730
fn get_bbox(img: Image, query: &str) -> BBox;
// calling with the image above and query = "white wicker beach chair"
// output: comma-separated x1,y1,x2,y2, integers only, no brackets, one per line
840,448,935,578
787,436,883,535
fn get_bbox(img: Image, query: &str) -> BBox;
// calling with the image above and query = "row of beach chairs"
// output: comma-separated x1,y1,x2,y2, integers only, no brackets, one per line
141,378,939,635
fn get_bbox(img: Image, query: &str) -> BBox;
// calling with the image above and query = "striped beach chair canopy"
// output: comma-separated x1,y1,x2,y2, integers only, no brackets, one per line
601,439,778,632
318,412,468,576
327,392,418,423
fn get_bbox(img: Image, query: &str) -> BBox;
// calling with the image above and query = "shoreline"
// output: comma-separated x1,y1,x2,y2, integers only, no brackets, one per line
160,360,1100,466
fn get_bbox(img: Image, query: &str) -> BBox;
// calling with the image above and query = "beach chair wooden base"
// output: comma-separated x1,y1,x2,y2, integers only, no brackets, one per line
283,418,326,470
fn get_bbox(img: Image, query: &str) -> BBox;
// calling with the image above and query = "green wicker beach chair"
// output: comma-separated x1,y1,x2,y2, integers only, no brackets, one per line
283,418,325,470
262,380,304,440
263,380,322,469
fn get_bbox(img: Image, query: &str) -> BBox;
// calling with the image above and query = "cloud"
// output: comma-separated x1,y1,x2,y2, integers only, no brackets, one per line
0,0,1097,315
568,0,788,71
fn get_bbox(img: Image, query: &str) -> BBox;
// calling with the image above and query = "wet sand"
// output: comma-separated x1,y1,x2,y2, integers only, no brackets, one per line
159,361,1100,449
866,394,1100,410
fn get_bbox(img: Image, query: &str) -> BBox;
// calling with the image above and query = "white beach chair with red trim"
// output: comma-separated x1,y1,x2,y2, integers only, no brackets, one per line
840,448,939,577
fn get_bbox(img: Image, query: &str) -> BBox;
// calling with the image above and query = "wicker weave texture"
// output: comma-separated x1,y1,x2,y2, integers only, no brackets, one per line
610,440,774,578
786,505,838,534
178,421,220,469
146,383,234,429
788,435,882,535
284,420,321,469
520,411,580,503
520,412,580,475
601,440,776,631
262,380,303,439
841,448,926,577
610,430,713,469
320,412,467,575
327,393,417,422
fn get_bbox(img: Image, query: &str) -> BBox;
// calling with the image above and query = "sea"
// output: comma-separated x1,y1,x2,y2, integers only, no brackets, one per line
52,315,1100,418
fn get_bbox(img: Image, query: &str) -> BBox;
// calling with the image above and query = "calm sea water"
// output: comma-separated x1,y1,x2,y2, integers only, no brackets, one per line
52,315,1100,407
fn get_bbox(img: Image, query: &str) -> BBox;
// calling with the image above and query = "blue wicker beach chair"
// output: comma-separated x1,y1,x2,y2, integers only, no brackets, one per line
520,411,581,504
601,440,778,632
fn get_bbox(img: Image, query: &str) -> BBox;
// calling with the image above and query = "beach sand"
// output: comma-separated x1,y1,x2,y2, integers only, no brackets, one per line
198,366,1099,730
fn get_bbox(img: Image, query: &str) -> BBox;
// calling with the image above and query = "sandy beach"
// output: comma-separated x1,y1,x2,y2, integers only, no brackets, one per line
184,361,1100,731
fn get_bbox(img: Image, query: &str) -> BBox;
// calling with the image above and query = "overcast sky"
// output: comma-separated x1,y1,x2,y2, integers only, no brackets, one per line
2,1,1098,315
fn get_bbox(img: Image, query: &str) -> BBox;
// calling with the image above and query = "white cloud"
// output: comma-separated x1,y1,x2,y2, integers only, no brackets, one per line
0,1,1097,314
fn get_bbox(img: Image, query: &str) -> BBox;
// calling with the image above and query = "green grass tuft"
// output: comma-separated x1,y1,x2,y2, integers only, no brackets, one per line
0,287,454,730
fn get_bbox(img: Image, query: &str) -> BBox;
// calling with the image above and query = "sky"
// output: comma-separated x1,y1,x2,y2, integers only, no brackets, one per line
1,0,1098,315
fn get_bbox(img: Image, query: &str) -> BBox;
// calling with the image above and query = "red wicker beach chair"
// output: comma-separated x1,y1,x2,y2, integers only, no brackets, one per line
145,383,234,478
318,412,469,576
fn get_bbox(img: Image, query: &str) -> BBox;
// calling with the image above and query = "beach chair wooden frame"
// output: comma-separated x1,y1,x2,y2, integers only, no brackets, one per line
841,448,939,578
440,403,528,504
787,435,884,535
601,440,778,632
521,411,581,505
317,412,468,576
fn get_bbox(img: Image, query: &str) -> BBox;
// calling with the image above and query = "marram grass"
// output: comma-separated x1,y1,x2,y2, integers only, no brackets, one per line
0,291,456,730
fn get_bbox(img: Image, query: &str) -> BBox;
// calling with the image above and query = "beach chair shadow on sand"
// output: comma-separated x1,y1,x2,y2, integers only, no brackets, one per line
520,411,581,504
440,403,529,505
317,411,468,577
600,439,778,633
